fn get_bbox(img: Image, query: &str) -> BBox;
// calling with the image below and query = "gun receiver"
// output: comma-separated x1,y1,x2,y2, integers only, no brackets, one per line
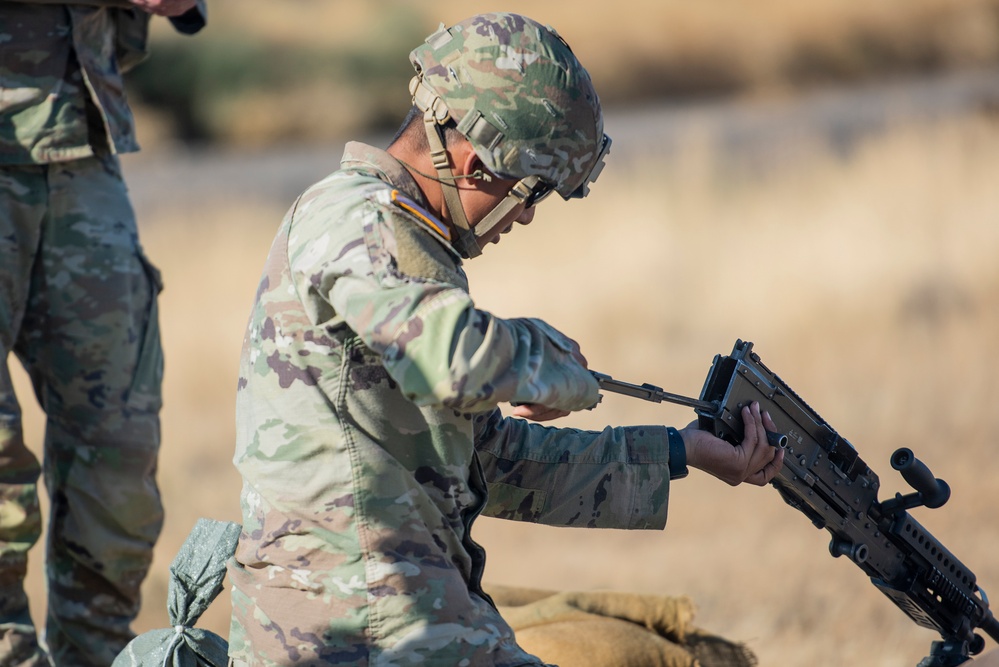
594,340,999,666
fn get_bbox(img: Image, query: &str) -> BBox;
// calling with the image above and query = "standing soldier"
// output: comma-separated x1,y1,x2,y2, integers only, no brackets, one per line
0,2,205,665
228,12,783,666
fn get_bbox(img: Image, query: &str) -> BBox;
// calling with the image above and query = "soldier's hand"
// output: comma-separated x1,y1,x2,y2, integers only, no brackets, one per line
680,401,784,486
511,403,570,422
566,337,588,369
130,0,197,16
509,335,590,421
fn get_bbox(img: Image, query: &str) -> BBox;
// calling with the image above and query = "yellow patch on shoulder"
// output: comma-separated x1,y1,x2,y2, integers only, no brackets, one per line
390,190,451,242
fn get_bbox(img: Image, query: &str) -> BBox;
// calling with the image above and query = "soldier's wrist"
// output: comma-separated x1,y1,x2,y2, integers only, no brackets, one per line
667,427,688,480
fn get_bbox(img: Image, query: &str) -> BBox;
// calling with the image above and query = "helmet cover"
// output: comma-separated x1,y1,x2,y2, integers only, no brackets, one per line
410,13,610,200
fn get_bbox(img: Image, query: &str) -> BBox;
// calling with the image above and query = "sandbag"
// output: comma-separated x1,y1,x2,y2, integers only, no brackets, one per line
113,518,241,667
489,584,757,667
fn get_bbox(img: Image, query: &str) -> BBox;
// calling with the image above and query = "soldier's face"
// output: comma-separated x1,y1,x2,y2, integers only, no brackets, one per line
459,177,536,247
489,205,535,245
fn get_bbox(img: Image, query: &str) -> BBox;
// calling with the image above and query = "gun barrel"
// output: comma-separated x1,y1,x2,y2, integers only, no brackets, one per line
982,609,999,644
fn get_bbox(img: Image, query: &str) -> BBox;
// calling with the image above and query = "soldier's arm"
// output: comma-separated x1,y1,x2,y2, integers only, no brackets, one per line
5,0,133,5
129,0,197,17
7,0,206,35
10,0,194,12
472,409,672,529
288,195,599,414
329,273,599,413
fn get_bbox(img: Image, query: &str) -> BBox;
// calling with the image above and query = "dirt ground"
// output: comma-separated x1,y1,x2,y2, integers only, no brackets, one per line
12,108,999,665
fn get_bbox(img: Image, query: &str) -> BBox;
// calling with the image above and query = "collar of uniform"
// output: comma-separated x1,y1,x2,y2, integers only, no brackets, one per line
340,141,428,209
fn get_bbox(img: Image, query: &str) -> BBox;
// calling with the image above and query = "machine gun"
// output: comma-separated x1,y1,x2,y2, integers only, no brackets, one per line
593,339,999,666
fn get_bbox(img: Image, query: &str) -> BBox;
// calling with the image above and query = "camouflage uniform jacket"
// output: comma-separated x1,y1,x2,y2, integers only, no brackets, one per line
228,142,674,666
0,1,203,164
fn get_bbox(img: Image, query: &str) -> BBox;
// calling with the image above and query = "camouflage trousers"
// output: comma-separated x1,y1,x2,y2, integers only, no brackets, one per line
0,155,165,667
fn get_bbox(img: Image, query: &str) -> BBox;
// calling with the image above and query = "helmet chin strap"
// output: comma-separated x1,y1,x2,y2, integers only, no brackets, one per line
420,107,541,259
469,177,540,246
421,107,481,258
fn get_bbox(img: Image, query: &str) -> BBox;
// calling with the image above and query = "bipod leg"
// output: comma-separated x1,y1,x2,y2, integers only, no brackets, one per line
916,640,972,667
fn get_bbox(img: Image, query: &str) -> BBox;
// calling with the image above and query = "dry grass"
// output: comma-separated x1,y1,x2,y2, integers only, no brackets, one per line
466,112,999,666
189,0,999,83
136,0,999,145
12,109,999,665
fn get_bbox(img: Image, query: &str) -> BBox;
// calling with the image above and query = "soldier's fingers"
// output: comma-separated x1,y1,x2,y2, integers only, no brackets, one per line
742,402,769,455
512,403,569,422
751,402,768,447
749,448,785,486
762,410,778,432
745,403,779,473
739,403,760,447
531,408,570,421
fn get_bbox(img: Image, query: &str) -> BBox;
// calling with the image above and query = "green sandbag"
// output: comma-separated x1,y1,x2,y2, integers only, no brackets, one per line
113,518,241,667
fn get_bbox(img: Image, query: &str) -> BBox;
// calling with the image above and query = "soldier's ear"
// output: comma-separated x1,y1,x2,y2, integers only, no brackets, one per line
455,144,486,185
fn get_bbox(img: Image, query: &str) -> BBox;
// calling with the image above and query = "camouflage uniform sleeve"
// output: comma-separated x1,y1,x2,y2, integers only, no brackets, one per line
12,1,207,35
167,0,207,35
473,409,672,529
289,188,600,413
9,0,133,5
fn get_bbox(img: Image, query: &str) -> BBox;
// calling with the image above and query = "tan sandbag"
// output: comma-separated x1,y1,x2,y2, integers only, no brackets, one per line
488,584,756,667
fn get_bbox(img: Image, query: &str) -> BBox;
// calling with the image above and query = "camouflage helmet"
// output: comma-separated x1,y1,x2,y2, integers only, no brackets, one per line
409,13,611,201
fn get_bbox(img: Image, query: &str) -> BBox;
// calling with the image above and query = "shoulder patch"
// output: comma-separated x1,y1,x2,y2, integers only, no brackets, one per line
390,190,451,242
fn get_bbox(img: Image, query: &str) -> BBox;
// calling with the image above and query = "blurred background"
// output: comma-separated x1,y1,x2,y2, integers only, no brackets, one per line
11,0,999,664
